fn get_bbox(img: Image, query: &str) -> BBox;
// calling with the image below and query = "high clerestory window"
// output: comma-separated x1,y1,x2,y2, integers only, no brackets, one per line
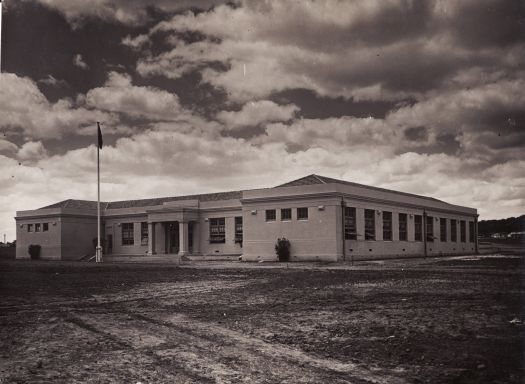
383,211,392,241
297,207,308,220
210,218,226,243
344,207,357,240
122,223,134,245
398,213,407,241
364,209,375,240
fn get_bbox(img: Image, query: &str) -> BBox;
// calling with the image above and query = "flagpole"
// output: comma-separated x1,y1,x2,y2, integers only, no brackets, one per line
96,122,102,263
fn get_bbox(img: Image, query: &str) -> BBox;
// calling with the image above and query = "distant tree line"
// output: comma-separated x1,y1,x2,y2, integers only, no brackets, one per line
478,215,525,236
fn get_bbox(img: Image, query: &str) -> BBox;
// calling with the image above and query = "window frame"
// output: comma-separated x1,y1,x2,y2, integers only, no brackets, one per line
426,216,434,242
27,224,33,233
398,213,407,241
460,220,466,243
121,222,134,246
43,223,49,232
35,223,41,232
451,219,457,242
382,211,392,241
281,208,292,221
414,215,423,242
364,209,375,240
344,207,357,240
141,222,148,246
209,217,226,244
235,216,243,243
440,218,447,242
469,221,475,243
265,209,276,222
297,207,308,220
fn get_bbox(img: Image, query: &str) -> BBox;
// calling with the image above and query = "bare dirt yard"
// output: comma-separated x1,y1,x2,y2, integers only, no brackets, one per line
0,255,523,383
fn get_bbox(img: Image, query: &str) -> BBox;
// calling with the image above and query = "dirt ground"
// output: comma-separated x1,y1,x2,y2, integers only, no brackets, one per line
0,255,523,384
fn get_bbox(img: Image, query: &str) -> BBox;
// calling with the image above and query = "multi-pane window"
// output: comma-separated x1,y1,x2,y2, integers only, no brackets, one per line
460,220,466,242
451,219,457,242
398,213,407,241
43,223,49,232
297,207,308,220
122,223,134,245
35,223,41,232
344,207,357,240
235,217,243,243
27,224,33,232
383,211,392,241
364,209,375,240
266,209,276,222
426,216,434,242
210,218,226,243
440,218,447,242
469,221,475,243
141,222,148,246
281,208,292,221
414,215,423,241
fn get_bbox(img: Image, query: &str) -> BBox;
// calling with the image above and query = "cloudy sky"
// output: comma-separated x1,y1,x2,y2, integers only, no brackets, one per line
1,0,524,241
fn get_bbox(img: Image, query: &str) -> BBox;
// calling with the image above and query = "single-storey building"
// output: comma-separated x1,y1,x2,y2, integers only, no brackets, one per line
15,174,478,261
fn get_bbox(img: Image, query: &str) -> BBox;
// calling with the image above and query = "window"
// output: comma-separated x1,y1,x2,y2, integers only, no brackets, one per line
414,215,422,241
27,224,33,232
344,207,357,240
469,221,475,243
281,208,292,221
426,216,434,242
210,218,225,243
451,219,457,242
35,223,41,232
107,234,113,252
440,218,447,242
122,223,134,245
266,209,276,222
398,213,407,241
297,207,308,220
235,217,243,243
43,223,49,232
383,211,392,241
460,220,466,242
141,222,148,246
364,209,375,240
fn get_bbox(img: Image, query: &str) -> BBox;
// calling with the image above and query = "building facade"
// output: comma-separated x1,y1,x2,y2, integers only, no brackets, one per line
15,175,478,261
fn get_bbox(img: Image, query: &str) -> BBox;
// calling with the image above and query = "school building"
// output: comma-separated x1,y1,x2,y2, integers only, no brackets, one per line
15,174,478,262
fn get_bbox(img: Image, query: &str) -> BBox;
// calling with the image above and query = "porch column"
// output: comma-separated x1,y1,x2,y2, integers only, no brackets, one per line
148,222,156,254
192,221,200,255
179,221,189,256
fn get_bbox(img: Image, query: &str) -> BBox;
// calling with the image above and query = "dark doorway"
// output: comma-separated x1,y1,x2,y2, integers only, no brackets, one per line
166,222,179,254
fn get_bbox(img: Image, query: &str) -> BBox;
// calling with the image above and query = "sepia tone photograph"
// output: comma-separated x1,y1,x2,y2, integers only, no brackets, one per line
0,0,524,383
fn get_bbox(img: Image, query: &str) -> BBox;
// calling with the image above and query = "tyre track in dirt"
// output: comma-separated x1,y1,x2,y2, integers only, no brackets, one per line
69,309,407,384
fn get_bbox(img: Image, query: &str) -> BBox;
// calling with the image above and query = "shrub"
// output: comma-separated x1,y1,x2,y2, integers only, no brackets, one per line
275,237,291,262
28,244,41,260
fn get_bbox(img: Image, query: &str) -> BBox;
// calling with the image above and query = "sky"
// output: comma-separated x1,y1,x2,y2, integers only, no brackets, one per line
0,0,524,241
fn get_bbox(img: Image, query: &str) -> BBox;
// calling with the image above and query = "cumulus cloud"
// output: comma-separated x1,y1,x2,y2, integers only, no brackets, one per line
73,54,89,70
17,141,49,162
216,100,298,129
84,71,185,121
0,73,114,139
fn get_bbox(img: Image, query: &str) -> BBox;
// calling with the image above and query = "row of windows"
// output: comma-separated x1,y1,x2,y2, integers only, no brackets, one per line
344,208,475,243
27,223,49,232
119,219,244,246
266,207,308,222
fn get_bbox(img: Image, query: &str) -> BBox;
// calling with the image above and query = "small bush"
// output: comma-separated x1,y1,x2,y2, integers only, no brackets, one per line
275,237,291,262
28,244,41,260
